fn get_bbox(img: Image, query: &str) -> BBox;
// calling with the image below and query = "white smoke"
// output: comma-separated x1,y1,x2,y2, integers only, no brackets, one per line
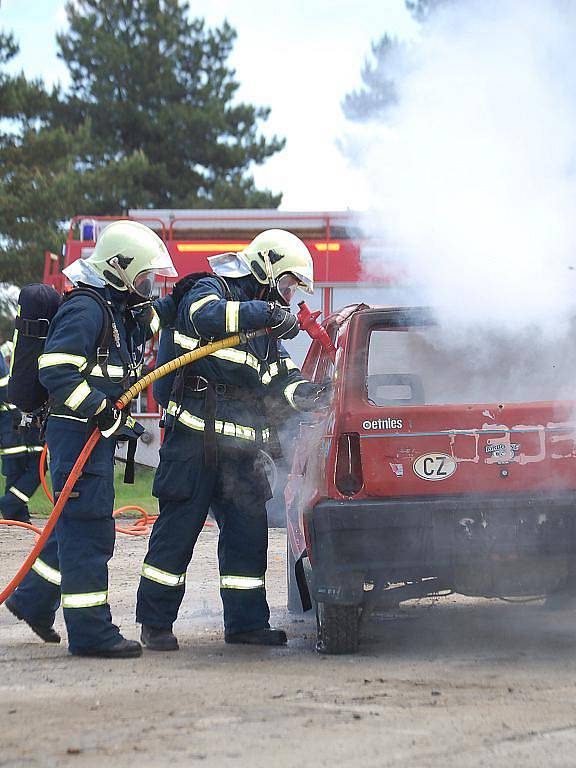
347,0,576,339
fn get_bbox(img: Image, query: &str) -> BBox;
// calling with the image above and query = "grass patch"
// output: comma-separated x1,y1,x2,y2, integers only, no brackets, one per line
28,462,158,518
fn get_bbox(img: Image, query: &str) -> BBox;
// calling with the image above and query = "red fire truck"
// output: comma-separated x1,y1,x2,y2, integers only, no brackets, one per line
43,210,410,468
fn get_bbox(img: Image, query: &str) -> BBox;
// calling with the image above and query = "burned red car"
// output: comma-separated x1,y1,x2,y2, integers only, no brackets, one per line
286,304,576,654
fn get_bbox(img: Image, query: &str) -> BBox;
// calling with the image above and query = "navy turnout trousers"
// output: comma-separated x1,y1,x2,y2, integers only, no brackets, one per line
0,423,42,522
0,449,41,521
136,428,271,636
9,418,121,653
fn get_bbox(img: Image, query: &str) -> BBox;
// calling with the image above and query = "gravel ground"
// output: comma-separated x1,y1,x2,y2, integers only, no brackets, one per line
2,522,576,767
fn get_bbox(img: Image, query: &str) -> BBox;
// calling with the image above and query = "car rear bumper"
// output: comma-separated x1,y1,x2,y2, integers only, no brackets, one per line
306,492,576,603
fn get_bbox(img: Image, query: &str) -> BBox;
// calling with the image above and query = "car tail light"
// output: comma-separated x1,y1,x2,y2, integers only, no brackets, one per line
335,432,364,496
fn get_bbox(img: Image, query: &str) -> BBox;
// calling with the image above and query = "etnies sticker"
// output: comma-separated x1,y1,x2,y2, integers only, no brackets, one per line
362,418,403,430
413,453,457,481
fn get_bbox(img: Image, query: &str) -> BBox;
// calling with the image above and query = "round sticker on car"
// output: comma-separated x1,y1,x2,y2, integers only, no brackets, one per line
413,453,457,481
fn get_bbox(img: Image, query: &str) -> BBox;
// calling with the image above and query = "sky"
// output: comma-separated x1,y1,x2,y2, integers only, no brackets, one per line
0,0,418,211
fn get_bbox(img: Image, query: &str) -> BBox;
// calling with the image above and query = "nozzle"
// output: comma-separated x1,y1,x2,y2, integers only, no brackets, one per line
297,301,337,362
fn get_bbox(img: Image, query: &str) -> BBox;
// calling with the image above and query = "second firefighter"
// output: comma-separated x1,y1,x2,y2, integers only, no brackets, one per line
137,229,331,650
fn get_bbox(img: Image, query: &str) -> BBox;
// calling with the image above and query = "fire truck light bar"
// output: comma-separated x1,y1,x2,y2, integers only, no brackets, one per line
175,241,342,254
176,243,249,252
314,243,341,252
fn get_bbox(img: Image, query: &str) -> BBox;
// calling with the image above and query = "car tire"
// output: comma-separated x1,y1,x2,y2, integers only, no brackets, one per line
315,602,360,655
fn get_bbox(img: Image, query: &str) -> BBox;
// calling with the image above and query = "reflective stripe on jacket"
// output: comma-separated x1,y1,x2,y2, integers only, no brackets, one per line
166,276,307,444
39,290,175,423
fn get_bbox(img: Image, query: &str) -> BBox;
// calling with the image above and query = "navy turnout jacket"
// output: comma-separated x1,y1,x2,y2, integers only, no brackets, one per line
164,275,308,447
38,286,175,426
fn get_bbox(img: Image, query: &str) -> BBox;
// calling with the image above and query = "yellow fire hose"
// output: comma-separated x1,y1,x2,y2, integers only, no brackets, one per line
0,329,267,605
116,329,266,408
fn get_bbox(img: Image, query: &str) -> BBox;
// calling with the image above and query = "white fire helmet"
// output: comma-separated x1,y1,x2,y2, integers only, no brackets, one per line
237,229,314,304
82,220,177,297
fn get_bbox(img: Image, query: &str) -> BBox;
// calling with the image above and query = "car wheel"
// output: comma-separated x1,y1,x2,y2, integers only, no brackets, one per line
315,602,360,655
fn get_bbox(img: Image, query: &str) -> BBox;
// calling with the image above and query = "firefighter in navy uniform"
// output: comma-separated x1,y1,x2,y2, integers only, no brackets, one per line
0,344,43,523
137,229,331,650
5,221,177,658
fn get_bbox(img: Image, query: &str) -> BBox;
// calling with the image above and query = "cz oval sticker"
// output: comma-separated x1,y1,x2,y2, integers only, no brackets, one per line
413,453,457,481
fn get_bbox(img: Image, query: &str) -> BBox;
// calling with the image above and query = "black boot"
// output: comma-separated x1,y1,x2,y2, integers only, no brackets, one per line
2,511,31,524
225,628,287,646
71,638,142,658
5,598,61,644
141,625,179,651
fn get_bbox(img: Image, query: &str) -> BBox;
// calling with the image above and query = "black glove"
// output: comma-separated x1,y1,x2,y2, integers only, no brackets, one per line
127,293,152,311
292,381,333,411
171,274,200,307
268,305,300,340
115,414,145,442
94,399,128,438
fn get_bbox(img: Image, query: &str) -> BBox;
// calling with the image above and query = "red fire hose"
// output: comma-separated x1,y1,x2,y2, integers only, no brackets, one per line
0,330,266,606
0,427,101,605
0,311,331,606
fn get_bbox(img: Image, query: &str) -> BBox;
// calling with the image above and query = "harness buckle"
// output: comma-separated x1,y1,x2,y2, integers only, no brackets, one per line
15,317,50,339
96,347,109,365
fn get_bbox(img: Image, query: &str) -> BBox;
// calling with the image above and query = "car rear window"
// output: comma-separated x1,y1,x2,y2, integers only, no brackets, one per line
367,326,576,405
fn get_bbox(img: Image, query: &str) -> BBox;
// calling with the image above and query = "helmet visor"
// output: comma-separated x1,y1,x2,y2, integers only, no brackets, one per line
276,273,301,306
153,262,178,278
133,269,157,298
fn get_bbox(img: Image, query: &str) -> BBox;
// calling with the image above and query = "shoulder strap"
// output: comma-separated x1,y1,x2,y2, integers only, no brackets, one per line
212,275,233,300
62,287,115,374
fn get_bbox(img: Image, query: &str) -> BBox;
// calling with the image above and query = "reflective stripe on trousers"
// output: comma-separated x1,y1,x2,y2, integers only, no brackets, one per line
61,591,108,609
141,563,186,587
0,445,29,456
32,557,62,585
220,575,265,590
9,486,29,503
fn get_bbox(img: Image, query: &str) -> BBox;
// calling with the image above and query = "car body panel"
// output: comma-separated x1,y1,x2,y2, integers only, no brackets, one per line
286,305,576,601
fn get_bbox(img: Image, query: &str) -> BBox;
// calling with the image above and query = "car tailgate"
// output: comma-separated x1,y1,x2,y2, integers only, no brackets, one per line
341,400,576,497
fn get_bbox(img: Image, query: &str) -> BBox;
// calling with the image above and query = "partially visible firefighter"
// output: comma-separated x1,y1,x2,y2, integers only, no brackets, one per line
136,229,331,651
0,341,43,523
5,221,178,658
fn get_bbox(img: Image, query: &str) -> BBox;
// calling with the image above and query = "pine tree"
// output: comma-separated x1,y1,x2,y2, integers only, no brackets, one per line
406,0,458,21
0,31,81,284
0,3,285,285
55,0,284,210
342,35,401,122
343,1,460,124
